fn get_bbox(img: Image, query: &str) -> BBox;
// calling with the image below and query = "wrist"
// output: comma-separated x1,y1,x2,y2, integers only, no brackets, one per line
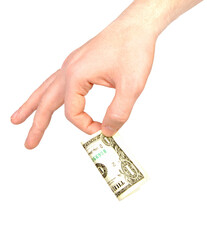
130,0,173,37
116,0,172,40
131,0,203,36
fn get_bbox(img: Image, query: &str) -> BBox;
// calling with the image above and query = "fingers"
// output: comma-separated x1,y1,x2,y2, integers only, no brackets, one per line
11,70,59,125
64,82,102,135
102,87,138,136
25,77,65,149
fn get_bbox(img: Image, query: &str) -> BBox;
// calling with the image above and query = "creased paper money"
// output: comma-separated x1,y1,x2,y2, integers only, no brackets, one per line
81,131,147,200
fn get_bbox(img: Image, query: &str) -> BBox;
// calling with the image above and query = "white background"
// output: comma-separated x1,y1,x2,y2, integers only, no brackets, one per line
0,0,207,239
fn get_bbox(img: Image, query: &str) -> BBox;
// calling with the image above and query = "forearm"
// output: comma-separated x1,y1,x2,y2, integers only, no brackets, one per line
149,0,203,33
119,0,203,37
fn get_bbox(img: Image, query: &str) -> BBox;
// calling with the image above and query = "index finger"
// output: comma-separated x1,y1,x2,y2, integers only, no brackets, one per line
64,83,101,134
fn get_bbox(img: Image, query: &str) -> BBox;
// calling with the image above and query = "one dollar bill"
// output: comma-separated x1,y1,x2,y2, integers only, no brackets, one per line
81,131,147,200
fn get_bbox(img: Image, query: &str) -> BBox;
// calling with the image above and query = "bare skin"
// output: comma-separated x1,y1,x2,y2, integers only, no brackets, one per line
11,0,203,149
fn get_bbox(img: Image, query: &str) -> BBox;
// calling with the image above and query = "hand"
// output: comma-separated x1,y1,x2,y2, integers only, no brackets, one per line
12,0,200,149
10,2,158,149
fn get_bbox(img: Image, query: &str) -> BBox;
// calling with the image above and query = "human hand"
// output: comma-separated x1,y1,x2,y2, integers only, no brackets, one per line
11,0,201,149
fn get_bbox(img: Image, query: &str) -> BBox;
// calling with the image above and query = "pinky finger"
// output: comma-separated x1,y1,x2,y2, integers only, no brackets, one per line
25,77,65,149
11,70,60,125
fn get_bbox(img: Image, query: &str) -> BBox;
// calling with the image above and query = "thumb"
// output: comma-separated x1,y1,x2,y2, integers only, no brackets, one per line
102,88,138,136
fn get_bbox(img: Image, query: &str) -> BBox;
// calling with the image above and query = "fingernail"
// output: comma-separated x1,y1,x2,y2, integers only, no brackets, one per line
11,110,18,120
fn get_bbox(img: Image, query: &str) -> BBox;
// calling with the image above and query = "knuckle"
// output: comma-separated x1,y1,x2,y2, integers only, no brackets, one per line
119,85,138,102
65,109,73,122
108,110,129,124
63,62,80,81
136,81,146,95
126,88,140,100
61,50,76,69
33,119,44,133
121,76,146,99
61,51,81,80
